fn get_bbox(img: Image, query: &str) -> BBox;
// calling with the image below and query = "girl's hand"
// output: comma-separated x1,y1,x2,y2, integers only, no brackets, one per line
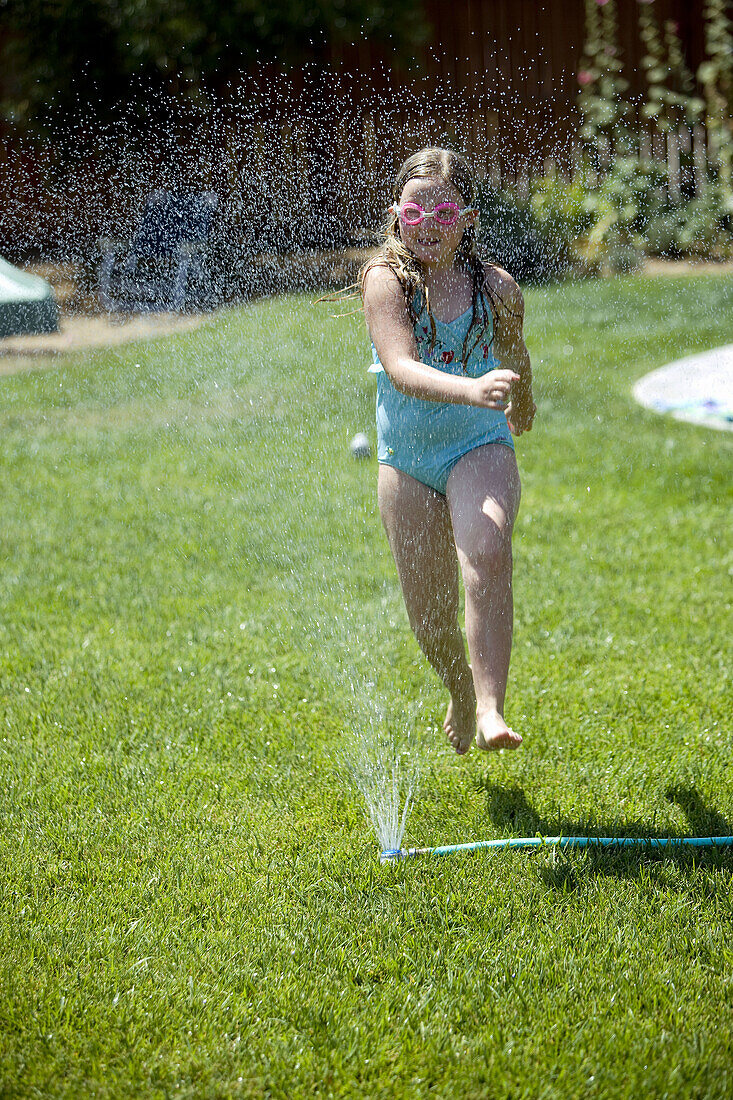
505,393,537,436
469,369,520,411
481,265,535,435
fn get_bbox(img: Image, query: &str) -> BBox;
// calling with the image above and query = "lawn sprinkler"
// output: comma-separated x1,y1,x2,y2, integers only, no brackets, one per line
380,835,733,863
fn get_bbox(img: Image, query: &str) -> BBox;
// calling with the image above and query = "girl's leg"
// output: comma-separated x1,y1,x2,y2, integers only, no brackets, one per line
446,444,523,751
378,464,476,754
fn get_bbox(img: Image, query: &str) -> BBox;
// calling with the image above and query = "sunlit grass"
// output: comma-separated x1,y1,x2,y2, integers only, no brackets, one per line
1,274,732,1098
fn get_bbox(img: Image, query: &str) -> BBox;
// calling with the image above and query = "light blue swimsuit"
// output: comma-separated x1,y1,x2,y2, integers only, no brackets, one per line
371,298,514,495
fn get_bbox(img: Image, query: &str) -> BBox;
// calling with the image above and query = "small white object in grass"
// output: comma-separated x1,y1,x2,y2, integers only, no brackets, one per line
350,432,371,459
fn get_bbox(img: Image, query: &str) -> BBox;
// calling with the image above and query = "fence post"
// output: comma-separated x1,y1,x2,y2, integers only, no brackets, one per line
517,161,530,200
570,143,582,180
667,129,681,204
693,124,708,195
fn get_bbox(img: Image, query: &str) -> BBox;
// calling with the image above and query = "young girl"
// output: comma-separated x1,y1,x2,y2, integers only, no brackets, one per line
360,147,536,756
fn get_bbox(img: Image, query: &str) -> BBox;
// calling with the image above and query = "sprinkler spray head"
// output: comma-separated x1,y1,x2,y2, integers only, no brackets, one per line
380,848,405,863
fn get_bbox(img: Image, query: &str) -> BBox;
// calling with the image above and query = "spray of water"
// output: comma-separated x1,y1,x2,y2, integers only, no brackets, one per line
290,590,425,853
340,672,423,853
1,50,582,272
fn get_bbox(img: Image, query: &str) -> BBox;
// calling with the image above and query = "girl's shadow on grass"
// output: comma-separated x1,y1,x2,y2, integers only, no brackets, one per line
474,780,733,890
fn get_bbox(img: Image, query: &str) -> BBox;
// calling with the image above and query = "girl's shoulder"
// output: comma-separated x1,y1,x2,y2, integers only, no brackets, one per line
361,258,403,302
361,259,413,322
481,261,524,315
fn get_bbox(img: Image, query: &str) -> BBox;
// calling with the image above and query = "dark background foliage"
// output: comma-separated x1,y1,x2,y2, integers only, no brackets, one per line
0,0,428,130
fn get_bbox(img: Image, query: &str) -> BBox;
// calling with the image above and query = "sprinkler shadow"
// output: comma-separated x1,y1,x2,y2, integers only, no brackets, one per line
474,781,733,887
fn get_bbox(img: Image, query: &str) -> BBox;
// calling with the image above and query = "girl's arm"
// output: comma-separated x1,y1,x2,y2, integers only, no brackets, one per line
363,265,517,410
486,266,536,435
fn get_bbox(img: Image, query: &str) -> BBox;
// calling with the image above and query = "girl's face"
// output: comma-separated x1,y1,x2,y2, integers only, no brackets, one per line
396,176,476,270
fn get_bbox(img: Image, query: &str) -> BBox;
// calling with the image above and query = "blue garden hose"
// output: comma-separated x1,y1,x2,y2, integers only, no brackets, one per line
380,835,733,862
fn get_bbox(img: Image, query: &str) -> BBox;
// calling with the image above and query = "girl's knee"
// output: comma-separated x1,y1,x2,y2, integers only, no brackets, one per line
459,532,512,591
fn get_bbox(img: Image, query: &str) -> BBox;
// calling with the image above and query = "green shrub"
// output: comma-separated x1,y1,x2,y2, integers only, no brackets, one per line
529,159,733,270
666,184,733,257
476,183,577,283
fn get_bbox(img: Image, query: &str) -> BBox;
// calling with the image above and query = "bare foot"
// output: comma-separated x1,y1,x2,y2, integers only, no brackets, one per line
475,709,523,752
443,680,476,756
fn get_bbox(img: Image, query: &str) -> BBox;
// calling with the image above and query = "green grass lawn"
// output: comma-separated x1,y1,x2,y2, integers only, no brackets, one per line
1,274,732,1099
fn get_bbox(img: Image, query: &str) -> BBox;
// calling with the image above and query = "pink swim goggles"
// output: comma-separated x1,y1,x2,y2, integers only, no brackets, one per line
389,201,476,226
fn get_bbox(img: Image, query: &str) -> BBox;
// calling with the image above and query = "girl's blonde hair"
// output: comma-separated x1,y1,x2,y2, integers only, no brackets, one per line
360,147,503,368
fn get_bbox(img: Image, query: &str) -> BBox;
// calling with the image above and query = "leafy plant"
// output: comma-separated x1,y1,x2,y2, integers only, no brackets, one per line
477,184,576,283
569,0,733,266
576,0,632,162
698,0,733,201
638,1,704,132
529,158,733,270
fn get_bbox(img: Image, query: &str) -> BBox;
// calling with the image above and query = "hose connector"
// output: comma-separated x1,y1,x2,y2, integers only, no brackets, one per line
380,848,405,863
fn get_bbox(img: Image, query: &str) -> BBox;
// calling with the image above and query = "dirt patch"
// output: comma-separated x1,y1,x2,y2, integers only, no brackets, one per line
0,311,212,375
0,259,219,371
640,258,733,276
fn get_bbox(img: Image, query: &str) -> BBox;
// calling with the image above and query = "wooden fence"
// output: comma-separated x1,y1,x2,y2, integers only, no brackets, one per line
0,0,722,257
